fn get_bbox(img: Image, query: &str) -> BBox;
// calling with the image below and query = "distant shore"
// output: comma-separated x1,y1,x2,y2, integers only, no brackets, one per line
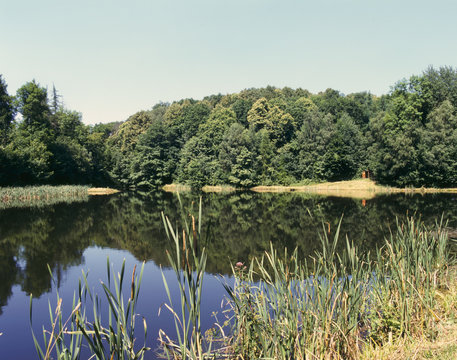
87,187,120,195
163,179,457,199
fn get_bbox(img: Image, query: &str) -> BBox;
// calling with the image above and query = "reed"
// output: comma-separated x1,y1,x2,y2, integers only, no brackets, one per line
30,210,455,359
0,185,89,209
369,217,450,343
30,269,84,360
158,195,214,359
30,259,149,360
216,217,454,359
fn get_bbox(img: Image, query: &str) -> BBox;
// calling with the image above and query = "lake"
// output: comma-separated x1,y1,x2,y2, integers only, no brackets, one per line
0,190,456,359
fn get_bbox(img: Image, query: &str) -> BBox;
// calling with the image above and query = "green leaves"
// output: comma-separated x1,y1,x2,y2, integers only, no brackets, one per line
16,80,51,131
0,75,15,146
30,259,149,360
159,197,212,359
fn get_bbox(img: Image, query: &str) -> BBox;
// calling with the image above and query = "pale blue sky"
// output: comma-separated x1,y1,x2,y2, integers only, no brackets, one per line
1,0,457,124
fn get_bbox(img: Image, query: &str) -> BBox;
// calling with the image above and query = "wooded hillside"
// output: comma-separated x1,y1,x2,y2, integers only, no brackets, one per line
2,66,457,188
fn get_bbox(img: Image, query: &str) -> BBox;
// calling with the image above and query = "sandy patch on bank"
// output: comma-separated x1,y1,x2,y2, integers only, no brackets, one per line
88,188,120,195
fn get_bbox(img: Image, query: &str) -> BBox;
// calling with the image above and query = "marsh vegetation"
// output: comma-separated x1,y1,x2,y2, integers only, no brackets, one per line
0,185,89,209
29,198,457,359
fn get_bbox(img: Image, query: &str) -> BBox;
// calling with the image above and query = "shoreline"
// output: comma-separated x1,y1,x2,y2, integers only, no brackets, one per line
163,179,457,199
87,187,120,195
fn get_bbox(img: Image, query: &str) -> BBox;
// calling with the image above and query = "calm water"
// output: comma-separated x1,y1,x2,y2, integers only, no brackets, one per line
0,191,456,359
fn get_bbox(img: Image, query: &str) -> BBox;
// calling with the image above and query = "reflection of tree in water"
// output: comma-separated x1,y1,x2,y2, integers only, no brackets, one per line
1,191,457,314
0,205,93,299
0,242,18,315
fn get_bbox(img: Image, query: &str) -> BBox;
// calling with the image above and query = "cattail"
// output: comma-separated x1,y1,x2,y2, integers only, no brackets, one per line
130,264,137,301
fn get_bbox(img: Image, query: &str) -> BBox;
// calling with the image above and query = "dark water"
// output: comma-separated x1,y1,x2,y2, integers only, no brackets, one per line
0,191,456,359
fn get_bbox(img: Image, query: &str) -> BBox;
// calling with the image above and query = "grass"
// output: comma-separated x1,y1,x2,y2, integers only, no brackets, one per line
252,178,457,198
158,196,212,359
30,208,457,359
164,179,457,199
251,179,379,199
87,187,120,195
360,266,457,360
0,185,90,209
162,184,192,192
201,185,236,193
30,259,148,360
162,214,456,359
0,185,119,209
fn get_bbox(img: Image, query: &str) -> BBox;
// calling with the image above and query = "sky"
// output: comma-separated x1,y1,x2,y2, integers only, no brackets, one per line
1,0,457,125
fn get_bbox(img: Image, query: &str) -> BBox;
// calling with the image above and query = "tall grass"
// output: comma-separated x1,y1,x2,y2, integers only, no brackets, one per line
158,196,214,359
30,259,149,360
30,210,454,359
219,220,373,359
216,217,453,359
156,209,453,359
0,185,89,209
370,217,449,342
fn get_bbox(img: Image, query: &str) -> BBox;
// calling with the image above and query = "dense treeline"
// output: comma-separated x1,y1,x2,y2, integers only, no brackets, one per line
2,66,457,188
0,77,120,186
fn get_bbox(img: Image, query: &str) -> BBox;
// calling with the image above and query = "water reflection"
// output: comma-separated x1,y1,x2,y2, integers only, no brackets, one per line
1,191,457,316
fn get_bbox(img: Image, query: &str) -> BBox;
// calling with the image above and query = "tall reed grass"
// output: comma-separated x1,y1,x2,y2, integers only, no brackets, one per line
156,207,453,359
216,217,453,359
0,185,89,209
30,209,455,359
30,259,148,360
158,196,215,359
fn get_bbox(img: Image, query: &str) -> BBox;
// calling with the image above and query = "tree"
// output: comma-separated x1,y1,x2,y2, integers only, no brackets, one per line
10,81,54,183
418,100,457,186
293,111,335,181
231,97,253,126
0,75,15,145
164,100,211,146
176,106,236,187
368,87,423,186
129,119,178,188
421,66,457,114
15,80,51,131
311,88,344,117
247,98,295,146
108,111,154,154
286,97,317,131
219,124,258,187
50,110,91,184
50,84,62,115
323,113,364,181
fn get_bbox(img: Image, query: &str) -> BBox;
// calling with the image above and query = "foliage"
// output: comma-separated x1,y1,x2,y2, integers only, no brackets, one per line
0,75,15,145
0,76,116,186
3,66,457,188
19,193,457,359
30,259,149,360
216,217,452,359
158,197,214,359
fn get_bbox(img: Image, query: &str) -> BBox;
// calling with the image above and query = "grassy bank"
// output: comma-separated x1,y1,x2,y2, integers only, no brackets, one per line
164,179,457,199
251,178,457,197
0,185,119,209
251,179,380,199
87,187,120,195
0,185,90,209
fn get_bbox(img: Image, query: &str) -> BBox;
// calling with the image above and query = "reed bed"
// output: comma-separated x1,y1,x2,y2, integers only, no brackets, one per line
0,185,89,209
158,196,213,359
160,214,455,359
30,259,148,360
30,209,456,359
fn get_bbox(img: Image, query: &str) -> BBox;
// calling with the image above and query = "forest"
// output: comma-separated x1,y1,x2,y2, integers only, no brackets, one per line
1,66,457,189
